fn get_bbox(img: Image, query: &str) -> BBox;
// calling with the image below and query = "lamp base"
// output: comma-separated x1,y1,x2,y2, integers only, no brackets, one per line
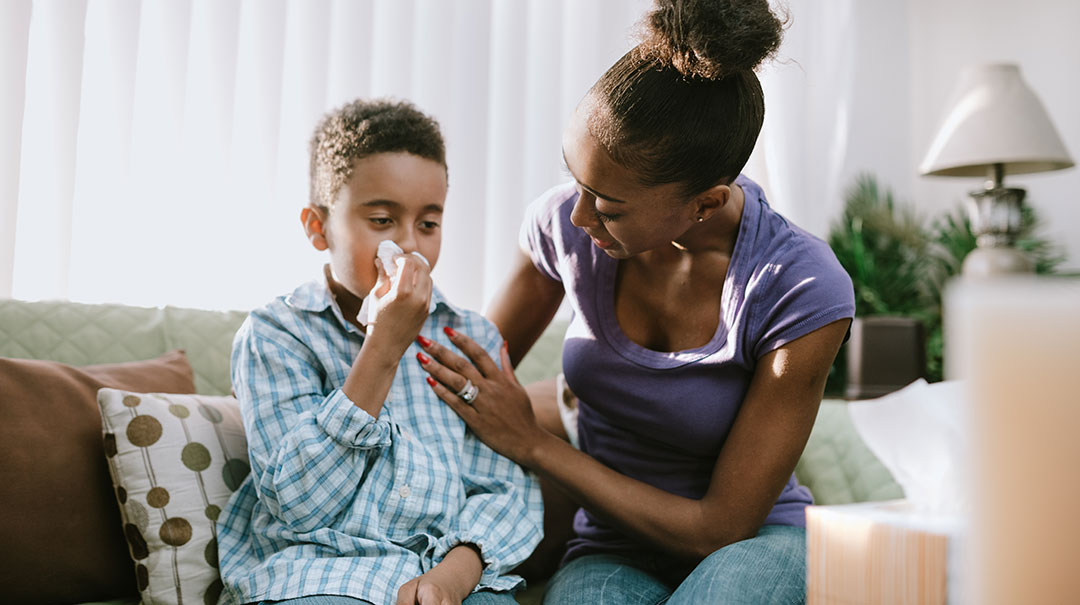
962,246,1035,278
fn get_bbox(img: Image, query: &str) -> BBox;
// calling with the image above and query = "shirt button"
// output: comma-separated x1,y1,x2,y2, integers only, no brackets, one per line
399,485,411,499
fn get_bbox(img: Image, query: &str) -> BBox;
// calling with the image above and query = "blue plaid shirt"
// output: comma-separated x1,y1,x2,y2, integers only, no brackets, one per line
217,270,543,605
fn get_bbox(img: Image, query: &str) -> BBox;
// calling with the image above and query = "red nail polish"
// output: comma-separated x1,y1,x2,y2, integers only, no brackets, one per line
417,335,432,347
416,352,430,365
443,326,457,338
426,376,437,387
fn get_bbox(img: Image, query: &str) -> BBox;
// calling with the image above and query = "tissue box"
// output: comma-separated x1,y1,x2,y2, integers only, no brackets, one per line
806,500,961,605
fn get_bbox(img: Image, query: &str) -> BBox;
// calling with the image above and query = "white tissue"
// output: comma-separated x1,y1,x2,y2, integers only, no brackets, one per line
847,378,971,515
357,240,435,326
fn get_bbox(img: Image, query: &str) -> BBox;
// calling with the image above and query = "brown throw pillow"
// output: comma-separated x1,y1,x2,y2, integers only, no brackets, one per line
0,350,197,604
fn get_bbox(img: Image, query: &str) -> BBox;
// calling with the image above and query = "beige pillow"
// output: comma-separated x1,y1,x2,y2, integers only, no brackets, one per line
98,388,249,605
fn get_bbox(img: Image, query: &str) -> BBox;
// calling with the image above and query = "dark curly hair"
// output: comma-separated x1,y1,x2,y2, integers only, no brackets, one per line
308,98,446,209
587,0,784,197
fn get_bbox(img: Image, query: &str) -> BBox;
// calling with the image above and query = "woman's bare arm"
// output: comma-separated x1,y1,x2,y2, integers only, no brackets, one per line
420,318,849,560
484,250,564,367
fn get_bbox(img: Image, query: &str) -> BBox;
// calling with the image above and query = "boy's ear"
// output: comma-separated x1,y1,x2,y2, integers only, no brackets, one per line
301,205,329,251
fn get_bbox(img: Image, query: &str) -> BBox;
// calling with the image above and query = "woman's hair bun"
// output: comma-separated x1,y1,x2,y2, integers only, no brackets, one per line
640,0,784,79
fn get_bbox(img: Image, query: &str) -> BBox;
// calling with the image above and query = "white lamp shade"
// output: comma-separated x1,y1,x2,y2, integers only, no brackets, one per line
920,64,1074,177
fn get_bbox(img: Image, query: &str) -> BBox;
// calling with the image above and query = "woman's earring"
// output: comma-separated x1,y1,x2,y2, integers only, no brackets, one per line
696,215,704,222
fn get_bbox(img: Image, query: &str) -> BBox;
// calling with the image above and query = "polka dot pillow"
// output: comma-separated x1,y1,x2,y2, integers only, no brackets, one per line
98,388,250,605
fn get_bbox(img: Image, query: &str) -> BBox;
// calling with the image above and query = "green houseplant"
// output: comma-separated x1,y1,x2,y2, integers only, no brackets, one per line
825,174,1066,394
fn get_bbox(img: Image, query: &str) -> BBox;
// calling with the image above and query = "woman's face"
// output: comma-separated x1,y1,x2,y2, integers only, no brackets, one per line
561,101,700,259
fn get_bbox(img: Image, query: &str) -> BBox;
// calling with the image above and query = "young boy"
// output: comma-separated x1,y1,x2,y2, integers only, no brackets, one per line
217,99,543,605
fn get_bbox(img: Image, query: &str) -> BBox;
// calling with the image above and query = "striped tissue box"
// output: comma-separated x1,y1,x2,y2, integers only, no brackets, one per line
806,500,963,605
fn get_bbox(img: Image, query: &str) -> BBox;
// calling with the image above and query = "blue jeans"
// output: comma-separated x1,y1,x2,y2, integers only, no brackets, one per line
263,591,516,605
541,525,806,605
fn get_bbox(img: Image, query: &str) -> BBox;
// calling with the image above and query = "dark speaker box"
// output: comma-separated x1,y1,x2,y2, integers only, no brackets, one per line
845,316,926,400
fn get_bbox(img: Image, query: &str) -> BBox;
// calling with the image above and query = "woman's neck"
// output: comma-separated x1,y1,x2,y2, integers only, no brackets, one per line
647,183,745,264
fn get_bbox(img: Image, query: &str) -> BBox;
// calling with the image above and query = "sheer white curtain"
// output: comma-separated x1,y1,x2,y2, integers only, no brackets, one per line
2,0,651,311
4,0,901,311
753,0,911,238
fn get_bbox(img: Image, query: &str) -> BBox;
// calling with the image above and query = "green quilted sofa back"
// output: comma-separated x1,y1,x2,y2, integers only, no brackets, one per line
0,297,900,506
0,299,247,396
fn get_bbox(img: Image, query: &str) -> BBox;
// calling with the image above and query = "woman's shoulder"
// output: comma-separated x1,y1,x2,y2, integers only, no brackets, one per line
524,181,579,231
734,181,854,356
737,180,844,277
520,182,588,283
736,180,853,305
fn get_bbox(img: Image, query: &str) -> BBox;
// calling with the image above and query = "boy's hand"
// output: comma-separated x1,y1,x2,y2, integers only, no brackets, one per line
395,573,460,605
367,254,433,357
396,544,484,605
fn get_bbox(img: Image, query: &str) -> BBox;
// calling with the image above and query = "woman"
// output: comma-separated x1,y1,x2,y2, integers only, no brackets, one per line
415,1,853,602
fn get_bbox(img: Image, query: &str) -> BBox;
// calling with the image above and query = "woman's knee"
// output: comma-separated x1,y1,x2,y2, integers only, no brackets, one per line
668,525,807,605
542,555,671,605
462,590,519,605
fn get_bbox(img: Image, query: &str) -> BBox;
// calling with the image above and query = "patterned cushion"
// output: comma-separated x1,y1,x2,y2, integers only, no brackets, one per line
98,389,250,605
796,400,904,505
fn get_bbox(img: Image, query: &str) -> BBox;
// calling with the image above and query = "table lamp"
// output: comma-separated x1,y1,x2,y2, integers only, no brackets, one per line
919,63,1073,277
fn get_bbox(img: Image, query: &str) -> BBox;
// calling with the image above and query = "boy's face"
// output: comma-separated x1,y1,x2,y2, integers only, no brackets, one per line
303,152,447,300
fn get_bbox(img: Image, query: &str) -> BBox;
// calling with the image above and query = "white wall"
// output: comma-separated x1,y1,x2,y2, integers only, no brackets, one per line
907,0,1080,270
788,0,1080,269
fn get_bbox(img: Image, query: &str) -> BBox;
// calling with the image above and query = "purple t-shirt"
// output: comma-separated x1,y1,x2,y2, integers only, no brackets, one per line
521,175,855,564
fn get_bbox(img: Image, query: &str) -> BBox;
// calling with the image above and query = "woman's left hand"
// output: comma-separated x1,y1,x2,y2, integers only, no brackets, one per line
416,328,544,464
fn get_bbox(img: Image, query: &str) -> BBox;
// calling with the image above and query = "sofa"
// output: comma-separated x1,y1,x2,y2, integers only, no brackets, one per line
0,297,901,605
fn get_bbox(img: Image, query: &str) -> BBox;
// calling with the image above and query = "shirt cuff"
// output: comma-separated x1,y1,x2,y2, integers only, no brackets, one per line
431,534,524,593
315,388,393,449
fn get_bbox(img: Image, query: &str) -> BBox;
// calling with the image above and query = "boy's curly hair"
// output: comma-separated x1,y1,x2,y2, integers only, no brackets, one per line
308,99,446,209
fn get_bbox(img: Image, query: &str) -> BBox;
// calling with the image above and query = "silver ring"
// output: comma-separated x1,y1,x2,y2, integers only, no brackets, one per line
456,378,479,404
